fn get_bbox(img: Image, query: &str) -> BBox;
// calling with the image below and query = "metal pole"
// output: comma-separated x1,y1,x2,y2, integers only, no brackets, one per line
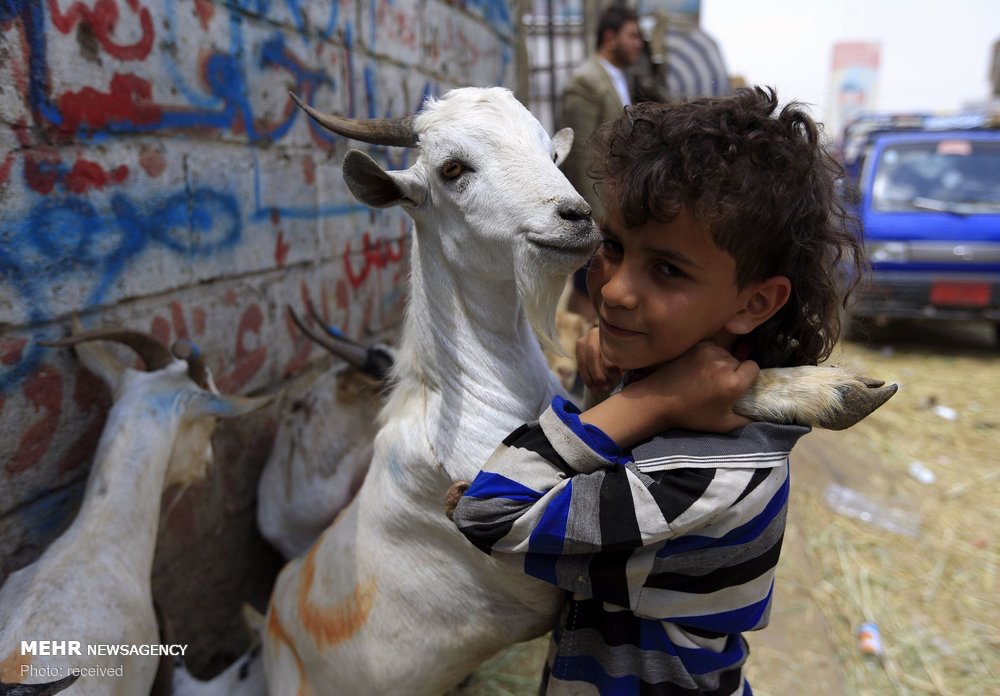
546,0,557,125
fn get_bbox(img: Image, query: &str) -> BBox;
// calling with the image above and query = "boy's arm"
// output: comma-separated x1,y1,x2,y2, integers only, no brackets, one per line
451,398,791,609
581,340,758,447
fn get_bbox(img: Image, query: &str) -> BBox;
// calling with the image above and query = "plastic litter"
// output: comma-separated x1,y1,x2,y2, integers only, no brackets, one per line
933,404,958,421
823,483,921,537
858,622,884,657
908,461,936,484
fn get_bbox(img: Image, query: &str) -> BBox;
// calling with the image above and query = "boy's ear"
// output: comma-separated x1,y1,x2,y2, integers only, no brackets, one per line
725,276,792,335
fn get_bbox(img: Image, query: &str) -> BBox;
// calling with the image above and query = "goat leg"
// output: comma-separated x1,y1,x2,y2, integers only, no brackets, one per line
734,365,898,430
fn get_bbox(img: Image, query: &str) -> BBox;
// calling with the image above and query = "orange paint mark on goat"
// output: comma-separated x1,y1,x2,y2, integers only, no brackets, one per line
297,544,376,647
266,607,311,696
1,649,32,682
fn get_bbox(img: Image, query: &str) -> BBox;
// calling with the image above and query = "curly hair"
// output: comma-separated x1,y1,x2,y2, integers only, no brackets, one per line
591,86,866,368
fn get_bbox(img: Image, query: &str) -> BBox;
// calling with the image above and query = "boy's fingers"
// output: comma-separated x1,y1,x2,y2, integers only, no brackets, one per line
733,359,760,388
444,480,470,521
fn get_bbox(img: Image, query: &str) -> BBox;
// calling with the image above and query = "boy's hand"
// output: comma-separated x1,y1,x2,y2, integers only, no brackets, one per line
576,326,622,393
629,342,758,433
445,480,470,521
580,341,758,448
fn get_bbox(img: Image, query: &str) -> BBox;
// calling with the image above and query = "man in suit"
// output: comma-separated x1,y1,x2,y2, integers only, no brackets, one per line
559,5,644,319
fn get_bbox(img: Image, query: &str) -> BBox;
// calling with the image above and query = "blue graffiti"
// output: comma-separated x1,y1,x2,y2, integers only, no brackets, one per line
0,188,242,393
6,0,513,141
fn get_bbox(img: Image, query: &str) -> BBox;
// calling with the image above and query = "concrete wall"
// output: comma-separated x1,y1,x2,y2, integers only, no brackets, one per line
0,0,517,673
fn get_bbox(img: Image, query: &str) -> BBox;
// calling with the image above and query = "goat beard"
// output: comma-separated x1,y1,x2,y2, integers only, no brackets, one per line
514,263,565,358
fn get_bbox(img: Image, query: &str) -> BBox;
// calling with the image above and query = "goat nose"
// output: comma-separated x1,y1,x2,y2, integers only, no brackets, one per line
557,201,592,223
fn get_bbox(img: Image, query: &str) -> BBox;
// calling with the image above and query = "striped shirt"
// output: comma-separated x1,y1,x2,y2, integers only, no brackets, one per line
452,396,809,695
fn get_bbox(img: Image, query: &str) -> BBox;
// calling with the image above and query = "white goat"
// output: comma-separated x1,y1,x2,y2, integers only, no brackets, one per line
0,320,269,696
261,87,895,695
257,307,392,559
170,605,266,696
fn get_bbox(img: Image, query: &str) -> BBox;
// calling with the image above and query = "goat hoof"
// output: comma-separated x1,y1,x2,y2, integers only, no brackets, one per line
817,382,898,430
445,480,471,521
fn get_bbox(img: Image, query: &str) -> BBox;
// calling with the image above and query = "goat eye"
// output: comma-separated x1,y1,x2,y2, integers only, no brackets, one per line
441,160,465,180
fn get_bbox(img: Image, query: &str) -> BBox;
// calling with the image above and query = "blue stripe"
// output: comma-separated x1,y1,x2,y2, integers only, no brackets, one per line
465,471,541,502
672,584,773,633
551,396,632,465
657,468,788,557
524,480,572,583
675,633,746,675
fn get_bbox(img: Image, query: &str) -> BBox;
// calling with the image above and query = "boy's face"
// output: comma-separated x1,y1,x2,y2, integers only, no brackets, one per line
586,207,756,371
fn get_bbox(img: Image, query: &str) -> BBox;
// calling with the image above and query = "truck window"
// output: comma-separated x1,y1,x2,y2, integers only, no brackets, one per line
871,139,1000,213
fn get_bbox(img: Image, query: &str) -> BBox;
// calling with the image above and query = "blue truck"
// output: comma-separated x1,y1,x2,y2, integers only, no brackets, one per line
845,117,1000,342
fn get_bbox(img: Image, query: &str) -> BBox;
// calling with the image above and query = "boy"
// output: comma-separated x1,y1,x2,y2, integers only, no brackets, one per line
449,87,864,695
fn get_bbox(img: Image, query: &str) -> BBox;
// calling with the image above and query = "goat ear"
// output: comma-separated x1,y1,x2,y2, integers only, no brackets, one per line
342,150,423,208
552,128,574,167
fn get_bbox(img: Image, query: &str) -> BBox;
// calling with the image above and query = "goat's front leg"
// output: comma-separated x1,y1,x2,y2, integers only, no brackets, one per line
735,365,897,430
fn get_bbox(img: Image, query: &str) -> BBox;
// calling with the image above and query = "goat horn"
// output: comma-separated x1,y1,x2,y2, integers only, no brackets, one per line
290,93,418,148
288,306,370,370
39,329,174,371
0,674,80,695
814,382,899,431
308,302,394,380
171,339,208,388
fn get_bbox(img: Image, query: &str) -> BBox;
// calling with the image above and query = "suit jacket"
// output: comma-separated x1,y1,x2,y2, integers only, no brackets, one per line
557,56,626,223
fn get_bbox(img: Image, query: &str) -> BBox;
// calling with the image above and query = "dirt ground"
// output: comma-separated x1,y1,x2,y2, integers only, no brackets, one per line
456,318,999,696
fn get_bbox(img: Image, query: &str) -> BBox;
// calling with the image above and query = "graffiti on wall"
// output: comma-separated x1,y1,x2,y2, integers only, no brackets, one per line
0,0,515,558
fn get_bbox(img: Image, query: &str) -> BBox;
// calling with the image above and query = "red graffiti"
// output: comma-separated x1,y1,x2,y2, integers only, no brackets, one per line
281,283,318,377
274,231,290,268
343,233,406,289
193,0,215,30
24,148,61,195
57,73,163,133
192,307,206,337
48,0,155,61
138,148,166,177
170,301,190,340
302,156,315,185
1,340,28,366
0,151,14,189
151,315,172,347
65,159,129,193
214,304,267,394
58,367,110,474
7,366,63,477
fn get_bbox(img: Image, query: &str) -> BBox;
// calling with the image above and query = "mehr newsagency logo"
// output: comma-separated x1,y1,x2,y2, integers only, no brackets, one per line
15,640,188,681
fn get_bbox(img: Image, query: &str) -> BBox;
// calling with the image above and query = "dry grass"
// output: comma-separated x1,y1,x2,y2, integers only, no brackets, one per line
786,320,1000,695
456,319,1000,695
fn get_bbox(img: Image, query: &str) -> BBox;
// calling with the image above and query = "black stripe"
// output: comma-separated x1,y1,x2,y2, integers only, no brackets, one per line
702,664,747,696
637,671,743,696
645,468,716,523
507,423,578,477
597,466,643,549
455,519,515,555
581,467,640,607
731,467,771,507
636,664,745,696
502,422,534,446
570,598,641,646
645,534,784,594
677,623,727,639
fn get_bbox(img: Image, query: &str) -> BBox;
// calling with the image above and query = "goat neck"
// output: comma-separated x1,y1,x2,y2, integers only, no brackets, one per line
56,364,203,579
389,229,562,474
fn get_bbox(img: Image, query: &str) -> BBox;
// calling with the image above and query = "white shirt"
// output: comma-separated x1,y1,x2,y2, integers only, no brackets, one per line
596,56,631,107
